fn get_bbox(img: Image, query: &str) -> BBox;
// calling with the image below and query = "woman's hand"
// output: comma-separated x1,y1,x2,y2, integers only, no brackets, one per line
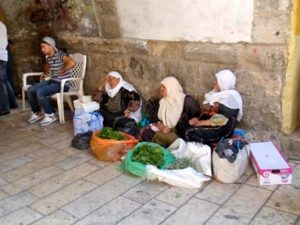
189,118,199,126
156,121,171,133
97,76,108,91
124,109,131,118
189,118,211,126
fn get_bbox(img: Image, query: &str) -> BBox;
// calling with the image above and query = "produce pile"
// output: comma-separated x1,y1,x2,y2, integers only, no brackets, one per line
131,144,164,168
97,127,127,140
166,158,194,170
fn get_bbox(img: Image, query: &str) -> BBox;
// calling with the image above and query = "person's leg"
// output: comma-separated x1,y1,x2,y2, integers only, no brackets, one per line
27,80,49,113
5,78,18,108
0,60,10,114
36,81,61,114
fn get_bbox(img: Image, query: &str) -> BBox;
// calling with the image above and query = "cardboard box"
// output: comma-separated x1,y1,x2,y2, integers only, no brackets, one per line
249,141,292,185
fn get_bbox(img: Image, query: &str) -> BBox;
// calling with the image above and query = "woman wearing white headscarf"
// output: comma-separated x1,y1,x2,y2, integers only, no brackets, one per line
141,76,200,146
94,71,142,134
186,69,243,144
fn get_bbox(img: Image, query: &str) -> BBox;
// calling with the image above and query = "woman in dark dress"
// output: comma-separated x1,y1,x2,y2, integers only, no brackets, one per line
141,76,200,146
185,69,243,144
94,71,142,134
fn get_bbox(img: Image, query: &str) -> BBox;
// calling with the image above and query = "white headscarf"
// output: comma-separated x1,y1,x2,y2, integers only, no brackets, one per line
105,71,135,98
105,71,142,122
204,70,243,121
158,77,186,128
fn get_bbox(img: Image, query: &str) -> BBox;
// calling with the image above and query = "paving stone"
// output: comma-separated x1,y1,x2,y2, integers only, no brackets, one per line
0,178,6,186
156,186,199,207
0,142,45,164
32,210,78,225
50,137,74,150
55,153,94,170
0,190,7,201
249,206,298,225
0,155,34,173
37,131,73,146
87,158,112,168
1,153,68,182
0,207,42,225
0,191,38,217
266,185,300,215
31,179,97,215
123,180,168,204
59,147,81,156
84,164,122,185
28,163,98,198
196,181,241,205
74,196,141,225
27,146,64,159
205,184,272,225
117,199,176,225
161,197,219,225
1,166,63,195
63,174,142,219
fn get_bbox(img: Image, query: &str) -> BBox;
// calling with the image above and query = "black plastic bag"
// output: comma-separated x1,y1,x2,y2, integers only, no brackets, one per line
215,139,247,163
113,117,140,137
71,131,93,150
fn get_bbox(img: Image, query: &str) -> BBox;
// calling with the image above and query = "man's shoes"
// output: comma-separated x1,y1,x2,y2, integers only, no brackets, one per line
27,112,43,124
39,113,57,126
0,111,10,116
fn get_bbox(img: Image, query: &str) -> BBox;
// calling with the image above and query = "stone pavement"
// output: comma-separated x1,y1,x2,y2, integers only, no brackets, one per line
0,106,299,225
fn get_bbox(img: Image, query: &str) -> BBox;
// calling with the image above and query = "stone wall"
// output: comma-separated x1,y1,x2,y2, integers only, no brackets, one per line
1,0,297,155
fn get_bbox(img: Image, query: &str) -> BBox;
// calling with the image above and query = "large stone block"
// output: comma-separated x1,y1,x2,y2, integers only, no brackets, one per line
239,45,287,71
94,0,118,17
127,56,164,99
148,41,184,59
123,39,149,55
162,60,201,97
184,43,238,65
254,0,291,13
100,16,121,39
253,13,290,44
60,36,124,54
236,69,283,97
242,96,282,131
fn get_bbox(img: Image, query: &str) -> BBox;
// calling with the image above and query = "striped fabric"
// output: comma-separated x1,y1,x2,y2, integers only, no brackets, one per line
46,50,71,82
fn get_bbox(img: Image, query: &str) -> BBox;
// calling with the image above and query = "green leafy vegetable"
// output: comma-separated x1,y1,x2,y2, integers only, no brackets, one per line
166,158,194,170
97,127,127,140
132,144,164,168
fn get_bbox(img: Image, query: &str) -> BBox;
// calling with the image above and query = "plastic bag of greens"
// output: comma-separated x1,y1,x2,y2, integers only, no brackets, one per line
120,142,176,177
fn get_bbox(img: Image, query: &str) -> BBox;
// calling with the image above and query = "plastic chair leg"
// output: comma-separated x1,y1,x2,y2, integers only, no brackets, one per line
22,89,26,111
56,94,64,124
66,96,74,112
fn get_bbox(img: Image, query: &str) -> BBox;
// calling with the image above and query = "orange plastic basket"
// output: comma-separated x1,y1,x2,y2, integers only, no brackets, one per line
90,130,138,162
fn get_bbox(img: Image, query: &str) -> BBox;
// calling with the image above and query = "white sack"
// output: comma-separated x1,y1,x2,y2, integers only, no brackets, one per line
168,138,212,177
146,165,210,188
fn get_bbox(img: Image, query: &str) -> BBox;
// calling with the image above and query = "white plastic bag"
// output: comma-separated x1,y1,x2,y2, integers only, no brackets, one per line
168,138,212,177
146,165,210,188
73,110,103,135
213,145,249,183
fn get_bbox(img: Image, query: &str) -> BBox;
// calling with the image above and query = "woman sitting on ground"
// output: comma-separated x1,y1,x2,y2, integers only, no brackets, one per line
141,76,200,146
94,71,142,134
185,69,243,144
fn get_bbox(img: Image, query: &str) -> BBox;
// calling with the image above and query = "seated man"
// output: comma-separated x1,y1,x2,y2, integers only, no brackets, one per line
27,36,75,126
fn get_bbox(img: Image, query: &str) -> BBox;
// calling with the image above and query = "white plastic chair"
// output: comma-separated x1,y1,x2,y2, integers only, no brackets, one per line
22,53,87,124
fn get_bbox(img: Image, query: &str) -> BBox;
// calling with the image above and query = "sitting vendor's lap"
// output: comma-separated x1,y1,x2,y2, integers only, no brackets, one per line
100,109,123,127
185,117,236,144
